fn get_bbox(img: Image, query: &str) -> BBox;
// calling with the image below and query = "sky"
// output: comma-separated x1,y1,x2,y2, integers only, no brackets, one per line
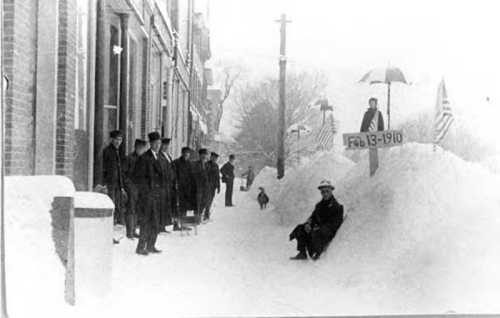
206,0,500,148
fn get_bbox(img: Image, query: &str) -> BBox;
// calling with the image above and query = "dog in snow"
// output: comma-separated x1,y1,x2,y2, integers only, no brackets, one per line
257,187,270,210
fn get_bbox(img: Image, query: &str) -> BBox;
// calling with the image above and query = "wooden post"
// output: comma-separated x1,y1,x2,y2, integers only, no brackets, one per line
276,14,291,179
387,82,391,129
369,147,379,176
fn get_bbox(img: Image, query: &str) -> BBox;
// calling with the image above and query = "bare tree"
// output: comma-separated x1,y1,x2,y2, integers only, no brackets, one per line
213,62,243,133
234,71,328,166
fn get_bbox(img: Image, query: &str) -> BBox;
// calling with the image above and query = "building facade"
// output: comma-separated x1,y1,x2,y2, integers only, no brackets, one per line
2,0,213,190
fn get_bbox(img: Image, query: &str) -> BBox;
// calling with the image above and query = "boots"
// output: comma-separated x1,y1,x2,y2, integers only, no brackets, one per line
290,251,307,260
136,239,148,255
126,214,136,239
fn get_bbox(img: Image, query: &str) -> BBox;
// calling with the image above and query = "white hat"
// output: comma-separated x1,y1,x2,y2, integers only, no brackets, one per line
317,180,335,190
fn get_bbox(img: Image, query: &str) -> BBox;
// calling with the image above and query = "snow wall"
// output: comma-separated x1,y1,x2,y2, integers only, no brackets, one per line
275,142,500,313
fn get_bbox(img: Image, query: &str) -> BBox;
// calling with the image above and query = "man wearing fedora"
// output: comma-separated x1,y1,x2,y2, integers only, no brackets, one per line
135,131,163,255
289,180,344,260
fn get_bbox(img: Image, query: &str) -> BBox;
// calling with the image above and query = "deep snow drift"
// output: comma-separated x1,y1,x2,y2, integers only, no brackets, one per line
274,142,500,313
275,150,355,225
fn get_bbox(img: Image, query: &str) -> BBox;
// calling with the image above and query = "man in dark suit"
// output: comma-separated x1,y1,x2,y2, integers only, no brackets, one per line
220,154,236,207
123,138,147,238
172,147,195,231
204,152,221,220
102,130,126,225
192,148,211,221
159,138,176,232
135,132,163,255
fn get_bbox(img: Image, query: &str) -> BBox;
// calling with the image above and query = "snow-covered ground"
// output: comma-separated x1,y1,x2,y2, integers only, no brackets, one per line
6,143,500,317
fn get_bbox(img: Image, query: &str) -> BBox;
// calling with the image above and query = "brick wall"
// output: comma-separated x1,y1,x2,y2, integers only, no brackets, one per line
56,0,77,177
2,0,38,175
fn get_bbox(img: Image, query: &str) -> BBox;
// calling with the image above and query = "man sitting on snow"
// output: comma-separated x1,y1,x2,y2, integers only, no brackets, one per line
289,180,344,260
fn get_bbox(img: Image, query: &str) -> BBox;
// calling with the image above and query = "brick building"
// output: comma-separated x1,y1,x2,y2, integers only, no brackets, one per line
2,0,213,190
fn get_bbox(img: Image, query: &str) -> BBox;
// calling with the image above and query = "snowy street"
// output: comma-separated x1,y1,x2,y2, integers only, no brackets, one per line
111,184,311,317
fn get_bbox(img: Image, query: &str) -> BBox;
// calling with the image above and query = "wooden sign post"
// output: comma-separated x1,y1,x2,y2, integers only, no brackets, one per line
343,130,404,176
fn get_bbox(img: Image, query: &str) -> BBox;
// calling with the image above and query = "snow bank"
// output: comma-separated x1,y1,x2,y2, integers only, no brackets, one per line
5,176,76,316
320,143,500,313
248,166,282,202
275,150,355,225
482,154,500,174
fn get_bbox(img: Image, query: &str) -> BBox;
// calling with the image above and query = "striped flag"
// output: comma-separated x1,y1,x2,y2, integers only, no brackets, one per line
434,79,454,144
315,114,336,149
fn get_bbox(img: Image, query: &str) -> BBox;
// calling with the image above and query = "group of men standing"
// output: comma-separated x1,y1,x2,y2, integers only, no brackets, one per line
102,130,237,256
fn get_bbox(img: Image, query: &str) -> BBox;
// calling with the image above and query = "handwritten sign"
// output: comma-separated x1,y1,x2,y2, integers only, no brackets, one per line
343,130,403,150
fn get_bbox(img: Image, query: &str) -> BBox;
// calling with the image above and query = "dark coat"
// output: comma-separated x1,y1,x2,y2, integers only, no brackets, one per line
102,144,124,189
173,156,196,210
220,162,235,183
307,196,344,235
124,151,141,187
207,160,221,192
192,160,211,209
257,192,269,205
135,149,164,194
360,108,385,132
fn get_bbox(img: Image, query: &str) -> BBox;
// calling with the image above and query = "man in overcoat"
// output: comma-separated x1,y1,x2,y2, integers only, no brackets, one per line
192,148,211,221
102,130,126,225
123,138,147,238
172,147,196,231
135,132,163,255
159,138,176,231
289,180,344,260
204,152,221,221
220,154,236,207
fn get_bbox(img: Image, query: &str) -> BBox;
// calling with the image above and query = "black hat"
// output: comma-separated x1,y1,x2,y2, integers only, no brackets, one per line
210,152,219,157
181,146,192,154
198,148,208,155
161,138,171,145
148,131,161,142
134,139,147,147
110,130,123,138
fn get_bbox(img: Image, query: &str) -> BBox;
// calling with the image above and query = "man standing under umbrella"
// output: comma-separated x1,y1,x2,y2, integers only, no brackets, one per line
360,97,385,132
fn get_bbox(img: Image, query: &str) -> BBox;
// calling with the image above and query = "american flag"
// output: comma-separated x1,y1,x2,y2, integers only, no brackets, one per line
434,79,454,144
315,114,336,149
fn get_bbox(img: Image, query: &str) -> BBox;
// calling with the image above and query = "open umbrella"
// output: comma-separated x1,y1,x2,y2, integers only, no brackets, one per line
359,67,408,129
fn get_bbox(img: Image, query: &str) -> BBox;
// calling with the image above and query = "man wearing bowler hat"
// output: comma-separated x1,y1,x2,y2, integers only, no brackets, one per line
135,131,163,255
289,180,344,261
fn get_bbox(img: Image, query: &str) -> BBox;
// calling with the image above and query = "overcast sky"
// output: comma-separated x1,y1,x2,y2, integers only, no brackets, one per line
207,0,500,144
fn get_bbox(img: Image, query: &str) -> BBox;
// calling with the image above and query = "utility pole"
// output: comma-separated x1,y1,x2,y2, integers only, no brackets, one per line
276,14,291,179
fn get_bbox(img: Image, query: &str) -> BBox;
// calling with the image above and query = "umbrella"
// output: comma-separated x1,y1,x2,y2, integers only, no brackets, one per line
359,67,408,129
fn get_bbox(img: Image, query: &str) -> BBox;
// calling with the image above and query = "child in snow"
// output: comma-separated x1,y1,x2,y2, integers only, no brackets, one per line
257,187,269,210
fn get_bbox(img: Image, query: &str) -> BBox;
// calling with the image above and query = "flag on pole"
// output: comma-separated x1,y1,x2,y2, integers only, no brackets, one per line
315,114,336,149
434,79,454,144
